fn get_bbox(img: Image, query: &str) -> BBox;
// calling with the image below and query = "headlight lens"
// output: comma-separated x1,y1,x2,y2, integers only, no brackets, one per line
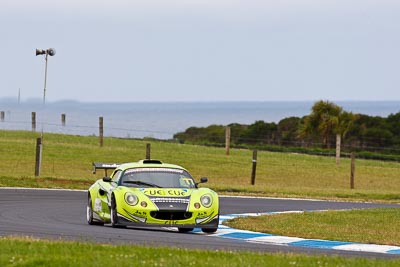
125,193,138,206
200,194,212,208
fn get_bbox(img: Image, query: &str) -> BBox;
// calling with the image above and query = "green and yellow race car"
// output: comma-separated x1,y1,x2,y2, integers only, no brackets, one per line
87,159,219,233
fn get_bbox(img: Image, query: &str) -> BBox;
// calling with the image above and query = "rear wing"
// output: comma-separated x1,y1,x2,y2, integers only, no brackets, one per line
92,162,121,176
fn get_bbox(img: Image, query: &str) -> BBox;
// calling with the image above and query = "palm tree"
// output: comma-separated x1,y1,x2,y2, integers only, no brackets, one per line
299,100,355,164
299,100,342,149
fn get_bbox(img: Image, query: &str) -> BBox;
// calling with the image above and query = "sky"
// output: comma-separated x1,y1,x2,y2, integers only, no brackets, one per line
1,0,400,102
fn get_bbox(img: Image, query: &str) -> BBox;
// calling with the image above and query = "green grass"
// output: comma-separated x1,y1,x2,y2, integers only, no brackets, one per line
1,237,399,267
1,130,400,264
225,208,400,246
1,130,400,202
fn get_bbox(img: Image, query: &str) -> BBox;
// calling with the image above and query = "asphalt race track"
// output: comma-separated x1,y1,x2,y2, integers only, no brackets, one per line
0,188,399,258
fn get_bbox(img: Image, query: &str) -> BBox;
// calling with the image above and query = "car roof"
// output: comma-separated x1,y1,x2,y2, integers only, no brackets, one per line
117,159,188,172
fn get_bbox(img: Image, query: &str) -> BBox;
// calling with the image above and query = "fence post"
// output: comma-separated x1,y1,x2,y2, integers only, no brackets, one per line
146,143,151,159
61,114,66,126
225,126,231,156
350,152,355,189
0,111,4,122
35,137,43,176
99,117,103,147
251,149,258,185
336,134,341,165
32,112,36,132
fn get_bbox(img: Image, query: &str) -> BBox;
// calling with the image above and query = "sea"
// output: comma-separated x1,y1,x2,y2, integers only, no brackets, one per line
0,100,399,140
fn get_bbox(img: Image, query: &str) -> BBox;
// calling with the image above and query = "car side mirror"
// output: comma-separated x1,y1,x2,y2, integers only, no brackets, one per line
200,177,208,183
195,177,208,188
102,177,112,182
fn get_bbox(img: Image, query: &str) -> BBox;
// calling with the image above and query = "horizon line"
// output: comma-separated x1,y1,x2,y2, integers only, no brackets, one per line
1,98,400,104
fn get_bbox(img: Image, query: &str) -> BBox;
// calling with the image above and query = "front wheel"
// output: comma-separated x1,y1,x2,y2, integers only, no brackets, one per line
201,215,219,233
201,227,218,233
110,195,119,228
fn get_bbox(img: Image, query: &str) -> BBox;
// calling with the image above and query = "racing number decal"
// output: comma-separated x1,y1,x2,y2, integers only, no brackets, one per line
181,178,194,187
164,220,178,225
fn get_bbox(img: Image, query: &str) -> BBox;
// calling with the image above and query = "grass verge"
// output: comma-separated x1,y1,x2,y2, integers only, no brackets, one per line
1,237,399,267
225,208,400,246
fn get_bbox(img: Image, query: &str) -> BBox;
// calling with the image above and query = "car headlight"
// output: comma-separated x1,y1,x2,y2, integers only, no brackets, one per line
200,194,212,208
125,193,138,206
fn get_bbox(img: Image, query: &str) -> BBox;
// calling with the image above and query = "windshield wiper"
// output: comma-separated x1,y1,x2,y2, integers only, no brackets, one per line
123,180,162,188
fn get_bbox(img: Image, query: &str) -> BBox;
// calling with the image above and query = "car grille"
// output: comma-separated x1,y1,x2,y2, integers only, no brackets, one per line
149,197,190,211
150,197,190,204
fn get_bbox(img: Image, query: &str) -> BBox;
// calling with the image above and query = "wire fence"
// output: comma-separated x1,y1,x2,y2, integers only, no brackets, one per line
1,106,400,161
1,117,400,160
0,119,177,139
1,124,400,196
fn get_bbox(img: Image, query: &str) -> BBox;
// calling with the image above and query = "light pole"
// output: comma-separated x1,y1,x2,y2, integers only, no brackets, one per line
36,48,56,105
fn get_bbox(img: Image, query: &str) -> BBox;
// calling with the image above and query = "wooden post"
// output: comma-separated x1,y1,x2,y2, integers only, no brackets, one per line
336,134,341,165
35,137,43,176
32,112,36,132
0,111,4,122
146,143,151,159
225,126,231,156
99,117,103,147
61,114,66,126
251,150,258,185
350,152,355,189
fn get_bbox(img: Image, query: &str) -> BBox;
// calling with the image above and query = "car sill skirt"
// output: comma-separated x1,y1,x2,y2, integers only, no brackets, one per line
116,213,219,229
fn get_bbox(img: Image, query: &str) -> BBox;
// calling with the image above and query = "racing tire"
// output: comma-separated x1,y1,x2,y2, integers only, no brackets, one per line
201,215,219,233
201,227,218,233
110,195,119,228
178,228,194,233
87,195,103,226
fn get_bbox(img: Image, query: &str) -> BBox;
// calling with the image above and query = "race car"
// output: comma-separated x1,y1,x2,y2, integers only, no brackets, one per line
87,159,219,233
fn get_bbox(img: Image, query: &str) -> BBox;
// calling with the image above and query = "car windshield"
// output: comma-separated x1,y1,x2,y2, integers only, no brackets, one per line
120,168,196,188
